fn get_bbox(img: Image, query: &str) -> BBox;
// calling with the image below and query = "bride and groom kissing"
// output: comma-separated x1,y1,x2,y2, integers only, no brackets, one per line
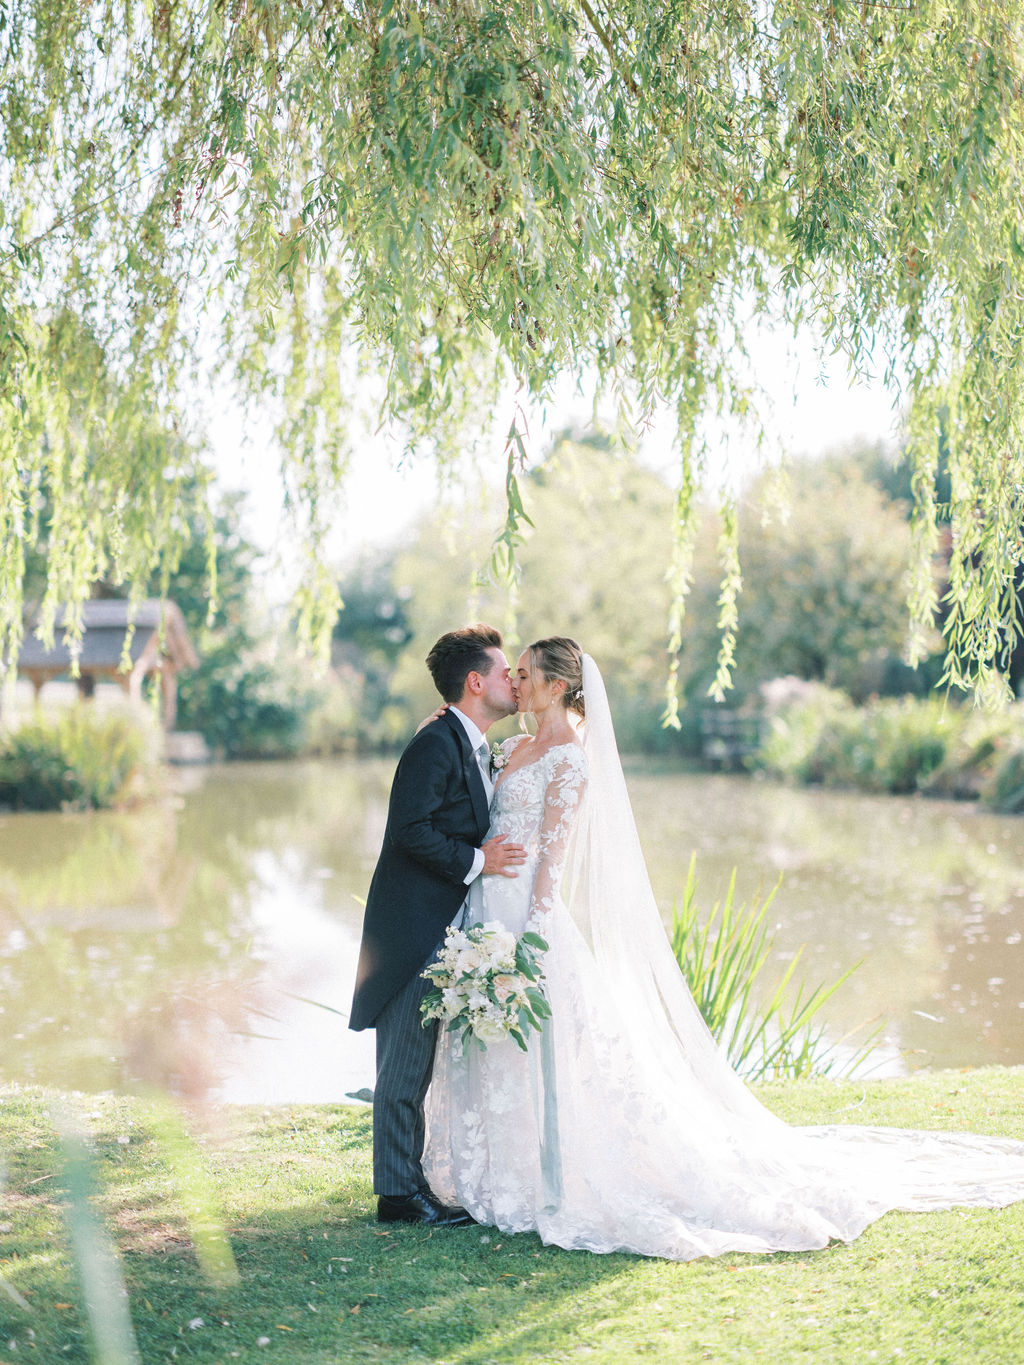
350,623,525,1228
351,624,1024,1262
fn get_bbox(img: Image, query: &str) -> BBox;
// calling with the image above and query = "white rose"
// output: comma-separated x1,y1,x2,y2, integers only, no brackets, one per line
472,1016,508,1046
476,928,514,967
492,974,519,1004
456,947,485,975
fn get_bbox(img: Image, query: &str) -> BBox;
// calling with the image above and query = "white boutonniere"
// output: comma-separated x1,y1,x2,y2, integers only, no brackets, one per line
489,742,508,774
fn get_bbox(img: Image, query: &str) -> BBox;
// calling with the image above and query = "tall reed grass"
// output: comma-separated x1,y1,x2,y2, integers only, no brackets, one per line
671,855,880,1081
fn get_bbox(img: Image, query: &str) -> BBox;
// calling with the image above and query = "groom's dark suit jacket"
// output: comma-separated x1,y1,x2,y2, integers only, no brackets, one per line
349,708,491,1031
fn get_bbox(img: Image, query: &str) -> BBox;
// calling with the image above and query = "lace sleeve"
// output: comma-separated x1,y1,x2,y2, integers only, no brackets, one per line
527,747,588,928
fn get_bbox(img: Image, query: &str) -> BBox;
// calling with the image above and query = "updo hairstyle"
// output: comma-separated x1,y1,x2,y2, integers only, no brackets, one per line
528,637,586,720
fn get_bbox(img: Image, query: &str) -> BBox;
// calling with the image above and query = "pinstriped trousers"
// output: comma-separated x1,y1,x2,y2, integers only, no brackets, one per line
372,939,444,1197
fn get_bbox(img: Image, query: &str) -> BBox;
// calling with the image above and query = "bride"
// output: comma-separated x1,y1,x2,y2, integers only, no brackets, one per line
423,636,1024,1260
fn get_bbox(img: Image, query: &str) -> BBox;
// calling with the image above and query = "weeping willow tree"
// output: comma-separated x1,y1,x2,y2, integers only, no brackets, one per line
2,0,1024,712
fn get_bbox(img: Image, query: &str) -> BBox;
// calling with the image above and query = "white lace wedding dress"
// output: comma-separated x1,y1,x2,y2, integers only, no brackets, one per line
423,658,1024,1260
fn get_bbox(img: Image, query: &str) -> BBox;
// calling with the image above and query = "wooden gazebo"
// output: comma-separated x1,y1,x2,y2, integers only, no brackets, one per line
17,599,199,730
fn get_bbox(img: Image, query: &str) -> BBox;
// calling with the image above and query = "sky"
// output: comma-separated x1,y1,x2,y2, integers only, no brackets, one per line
206,315,905,587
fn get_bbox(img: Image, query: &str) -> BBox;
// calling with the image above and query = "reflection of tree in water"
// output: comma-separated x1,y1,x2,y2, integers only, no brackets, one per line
0,796,262,1100
179,759,394,916
0,759,394,1101
5,759,1024,1094
629,772,1024,1069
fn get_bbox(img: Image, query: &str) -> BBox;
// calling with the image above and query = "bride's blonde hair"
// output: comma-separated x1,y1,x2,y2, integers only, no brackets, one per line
527,637,586,720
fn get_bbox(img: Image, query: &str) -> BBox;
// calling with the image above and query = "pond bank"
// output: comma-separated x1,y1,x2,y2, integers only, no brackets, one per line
3,1069,1023,1364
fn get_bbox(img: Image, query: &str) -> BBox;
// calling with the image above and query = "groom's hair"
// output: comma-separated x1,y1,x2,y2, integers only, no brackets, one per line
426,624,503,702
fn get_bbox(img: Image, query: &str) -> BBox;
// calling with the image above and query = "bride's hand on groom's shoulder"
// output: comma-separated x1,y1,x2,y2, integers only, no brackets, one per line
415,703,449,733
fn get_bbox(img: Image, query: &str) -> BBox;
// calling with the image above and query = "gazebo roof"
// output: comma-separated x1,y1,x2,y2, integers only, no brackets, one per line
18,599,199,674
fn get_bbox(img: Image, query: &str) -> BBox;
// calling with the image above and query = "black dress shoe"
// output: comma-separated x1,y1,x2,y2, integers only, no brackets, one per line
377,1189,476,1227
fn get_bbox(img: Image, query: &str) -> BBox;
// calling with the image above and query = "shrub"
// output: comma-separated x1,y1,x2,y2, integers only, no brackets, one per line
846,697,956,794
982,741,1024,813
176,645,311,759
755,691,965,794
0,706,155,811
921,709,1021,800
753,684,853,784
302,671,420,754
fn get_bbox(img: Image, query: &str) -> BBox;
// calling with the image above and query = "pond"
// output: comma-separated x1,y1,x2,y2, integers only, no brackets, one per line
1,759,1023,1105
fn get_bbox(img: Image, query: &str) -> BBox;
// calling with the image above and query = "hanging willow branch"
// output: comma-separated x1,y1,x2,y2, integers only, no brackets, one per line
2,0,1024,701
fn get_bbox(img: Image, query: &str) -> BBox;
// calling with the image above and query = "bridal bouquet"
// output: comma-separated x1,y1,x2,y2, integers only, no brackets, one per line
420,921,550,1052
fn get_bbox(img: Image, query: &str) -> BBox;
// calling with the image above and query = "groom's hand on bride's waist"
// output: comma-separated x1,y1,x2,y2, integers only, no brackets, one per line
481,833,526,877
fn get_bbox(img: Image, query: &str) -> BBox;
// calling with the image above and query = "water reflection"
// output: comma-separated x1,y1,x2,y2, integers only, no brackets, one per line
629,770,1024,1072
1,761,1023,1104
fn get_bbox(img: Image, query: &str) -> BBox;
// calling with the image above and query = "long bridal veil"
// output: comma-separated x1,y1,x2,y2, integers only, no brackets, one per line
565,654,1024,1223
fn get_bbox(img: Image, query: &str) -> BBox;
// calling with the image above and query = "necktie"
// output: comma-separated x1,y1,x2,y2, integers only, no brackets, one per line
475,739,491,785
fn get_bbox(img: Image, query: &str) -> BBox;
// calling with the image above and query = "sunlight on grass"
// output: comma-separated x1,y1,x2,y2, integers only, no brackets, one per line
52,1103,142,1365
2,1076,1023,1364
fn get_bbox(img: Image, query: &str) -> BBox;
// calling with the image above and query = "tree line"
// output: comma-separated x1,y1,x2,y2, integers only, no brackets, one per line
326,429,955,757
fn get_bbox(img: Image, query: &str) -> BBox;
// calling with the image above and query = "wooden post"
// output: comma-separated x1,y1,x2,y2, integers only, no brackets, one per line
129,660,146,706
160,668,178,732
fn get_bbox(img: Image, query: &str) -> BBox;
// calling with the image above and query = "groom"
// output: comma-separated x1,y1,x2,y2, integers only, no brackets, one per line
349,623,524,1226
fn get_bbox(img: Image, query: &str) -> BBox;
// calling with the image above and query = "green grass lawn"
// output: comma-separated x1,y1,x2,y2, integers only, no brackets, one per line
2,1070,1024,1364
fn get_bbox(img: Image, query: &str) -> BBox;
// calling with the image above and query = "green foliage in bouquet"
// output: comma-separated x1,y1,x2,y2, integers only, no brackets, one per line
420,923,551,1053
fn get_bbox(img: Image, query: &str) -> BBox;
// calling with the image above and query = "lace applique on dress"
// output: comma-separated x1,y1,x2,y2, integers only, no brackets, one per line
508,744,587,930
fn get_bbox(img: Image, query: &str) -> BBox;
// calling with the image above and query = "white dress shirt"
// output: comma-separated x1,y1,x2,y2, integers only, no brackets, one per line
447,706,490,884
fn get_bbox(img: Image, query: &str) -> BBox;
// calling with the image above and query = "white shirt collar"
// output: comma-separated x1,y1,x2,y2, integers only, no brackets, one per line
448,705,486,754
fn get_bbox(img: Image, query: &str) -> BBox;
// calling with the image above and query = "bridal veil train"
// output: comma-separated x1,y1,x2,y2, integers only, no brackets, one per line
424,653,1024,1260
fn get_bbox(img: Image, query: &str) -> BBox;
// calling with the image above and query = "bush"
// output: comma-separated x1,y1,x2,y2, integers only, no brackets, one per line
843,697,955,794
983,741,1024,813
0,706,155,811
753,684,853,784
175,645,311,759
755,690,1024,810
302,673,415,755
921,710,1021,800
754,691,965,794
